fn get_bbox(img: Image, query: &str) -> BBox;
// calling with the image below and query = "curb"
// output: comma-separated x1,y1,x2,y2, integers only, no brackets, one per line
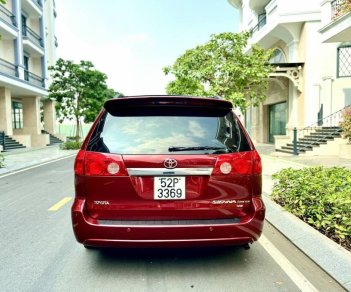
0,152,77,178
263,193,351,291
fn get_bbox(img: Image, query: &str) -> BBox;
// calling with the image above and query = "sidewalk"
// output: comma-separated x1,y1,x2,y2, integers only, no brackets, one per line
1,145,350,289
0,146,77,176
256,143,351,291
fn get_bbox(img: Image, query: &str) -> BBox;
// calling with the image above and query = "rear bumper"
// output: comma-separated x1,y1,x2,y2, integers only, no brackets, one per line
71,198,265,248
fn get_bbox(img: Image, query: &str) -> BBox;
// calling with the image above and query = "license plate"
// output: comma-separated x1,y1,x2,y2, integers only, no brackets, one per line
154,177,185,200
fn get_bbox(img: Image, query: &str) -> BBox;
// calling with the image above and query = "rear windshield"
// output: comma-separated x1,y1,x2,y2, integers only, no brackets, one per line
87,111,251,154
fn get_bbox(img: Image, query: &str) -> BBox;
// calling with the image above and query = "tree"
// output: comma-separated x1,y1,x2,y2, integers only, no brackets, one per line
49,58,116,142
163,32,273,112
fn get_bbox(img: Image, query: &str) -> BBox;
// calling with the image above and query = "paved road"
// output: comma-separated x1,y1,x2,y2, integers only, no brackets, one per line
0,158,346,292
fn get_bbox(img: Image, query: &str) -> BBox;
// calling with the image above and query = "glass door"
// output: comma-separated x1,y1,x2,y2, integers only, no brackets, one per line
269,102,287,143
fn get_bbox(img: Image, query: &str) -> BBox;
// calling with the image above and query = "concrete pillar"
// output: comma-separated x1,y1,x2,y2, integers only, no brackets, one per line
0,87,13,136
22,96,41,135
43,99,56,134
22,96,49,147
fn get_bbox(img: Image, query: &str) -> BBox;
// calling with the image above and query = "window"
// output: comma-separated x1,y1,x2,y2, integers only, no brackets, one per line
12,102,23,129
337,44,351,78
23,55,29,81
21,14,27,35
269,48,286,64
87,111,251,155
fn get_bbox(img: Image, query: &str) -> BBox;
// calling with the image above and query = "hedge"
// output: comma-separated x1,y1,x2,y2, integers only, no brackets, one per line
60,141,82,150
271,166,351,251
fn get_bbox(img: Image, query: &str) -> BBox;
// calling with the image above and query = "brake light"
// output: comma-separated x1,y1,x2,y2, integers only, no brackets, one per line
252,150,262,175
84,152,128,176
212,151,261,175
74,150,85,175
74,151,128,176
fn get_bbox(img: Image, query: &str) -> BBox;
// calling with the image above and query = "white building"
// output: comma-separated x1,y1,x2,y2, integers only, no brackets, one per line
0,0,58,150
228,0,351,149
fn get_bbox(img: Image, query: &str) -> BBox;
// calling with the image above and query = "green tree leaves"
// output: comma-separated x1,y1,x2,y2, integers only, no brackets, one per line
48,58,116,141
163,32,273,112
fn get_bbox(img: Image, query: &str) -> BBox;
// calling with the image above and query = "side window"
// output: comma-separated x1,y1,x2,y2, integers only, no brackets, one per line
337,44,351,78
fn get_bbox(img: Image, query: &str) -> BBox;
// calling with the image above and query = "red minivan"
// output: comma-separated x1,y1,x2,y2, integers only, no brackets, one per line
72,95,265,248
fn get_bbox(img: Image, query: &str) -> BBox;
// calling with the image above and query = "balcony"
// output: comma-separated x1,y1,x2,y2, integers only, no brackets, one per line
250,14,267,37
0,58,18,78
0,4,18,39
246,0,320,52
22,25,44,56
24,69,45,88
320,0,351,43
21,0,42,18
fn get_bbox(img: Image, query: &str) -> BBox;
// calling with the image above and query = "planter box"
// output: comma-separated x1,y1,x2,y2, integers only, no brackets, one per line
339,144,351,159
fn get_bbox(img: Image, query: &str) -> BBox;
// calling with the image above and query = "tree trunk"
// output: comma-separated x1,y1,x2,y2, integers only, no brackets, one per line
75,117,80,142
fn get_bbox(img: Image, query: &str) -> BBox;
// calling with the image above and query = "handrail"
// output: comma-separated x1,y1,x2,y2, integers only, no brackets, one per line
0,4,17,27
22,25,43,47
0,58,19,77
294,104,351,153
24,69,45,87
249,14,267,37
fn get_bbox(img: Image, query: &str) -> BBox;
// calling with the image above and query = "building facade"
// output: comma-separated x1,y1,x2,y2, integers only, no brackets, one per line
0,0,58,149
228,0,351,146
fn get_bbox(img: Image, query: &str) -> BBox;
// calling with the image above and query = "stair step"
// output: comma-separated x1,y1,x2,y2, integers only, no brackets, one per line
275,149,301,154
281,146,308,152
287,143,314,148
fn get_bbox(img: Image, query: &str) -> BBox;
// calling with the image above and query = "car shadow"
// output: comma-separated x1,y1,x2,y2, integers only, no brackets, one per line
88,245,252,272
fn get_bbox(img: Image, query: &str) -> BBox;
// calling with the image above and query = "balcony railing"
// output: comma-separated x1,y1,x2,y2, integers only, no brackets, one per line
31,0,43,9
22,25,43,48
24,69,45,87
249,14,267,37
0,4,17,27
0,58,19,77
332,0,351,19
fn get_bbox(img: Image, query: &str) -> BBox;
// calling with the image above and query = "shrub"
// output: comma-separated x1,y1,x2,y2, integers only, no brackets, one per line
340,107,351,143
0,153,4,168
60,141,82,150
271,167,351,251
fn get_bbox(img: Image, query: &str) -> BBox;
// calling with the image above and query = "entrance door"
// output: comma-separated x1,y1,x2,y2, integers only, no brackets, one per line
269,102,287,143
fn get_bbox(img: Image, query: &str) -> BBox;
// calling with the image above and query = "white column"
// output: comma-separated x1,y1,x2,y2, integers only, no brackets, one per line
322,76,334,118
0,87,13,135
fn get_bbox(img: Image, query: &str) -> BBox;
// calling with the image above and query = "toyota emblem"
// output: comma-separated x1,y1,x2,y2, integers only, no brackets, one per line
164,158,178,169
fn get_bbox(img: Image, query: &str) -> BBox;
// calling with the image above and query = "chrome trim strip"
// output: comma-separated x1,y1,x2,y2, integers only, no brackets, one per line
127,167,213,176
98,218,240,226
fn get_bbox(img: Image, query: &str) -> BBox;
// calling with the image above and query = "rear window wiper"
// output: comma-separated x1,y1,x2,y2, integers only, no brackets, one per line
168,146,229,152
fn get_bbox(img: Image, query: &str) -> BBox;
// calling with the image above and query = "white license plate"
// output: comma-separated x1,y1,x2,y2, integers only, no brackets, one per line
154,177,185,200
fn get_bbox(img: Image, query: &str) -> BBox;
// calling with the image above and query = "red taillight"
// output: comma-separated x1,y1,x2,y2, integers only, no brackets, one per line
212,151,261,175
84,151,128,176
252,150,262,175
74,150,85,175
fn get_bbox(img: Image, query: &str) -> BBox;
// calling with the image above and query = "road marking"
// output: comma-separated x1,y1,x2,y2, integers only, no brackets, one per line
48,197,73,211
259,234,318,292
0,154,76,179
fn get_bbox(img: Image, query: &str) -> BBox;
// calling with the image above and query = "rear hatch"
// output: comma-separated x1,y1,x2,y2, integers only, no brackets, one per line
77,96,261,221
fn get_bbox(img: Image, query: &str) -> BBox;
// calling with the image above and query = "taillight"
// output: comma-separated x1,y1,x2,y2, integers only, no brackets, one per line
252,150,262,175
84,152,128,176
74,150,85,175
212,151,261,175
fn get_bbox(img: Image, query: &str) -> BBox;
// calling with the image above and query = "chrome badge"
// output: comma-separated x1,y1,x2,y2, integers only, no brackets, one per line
164,158,178,169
